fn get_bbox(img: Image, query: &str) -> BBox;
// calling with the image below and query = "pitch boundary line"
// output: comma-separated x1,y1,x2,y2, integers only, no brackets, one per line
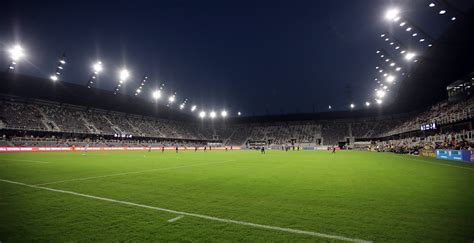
394,155,474,171
0,178,371,242
0,158,50,164
35,160,236,186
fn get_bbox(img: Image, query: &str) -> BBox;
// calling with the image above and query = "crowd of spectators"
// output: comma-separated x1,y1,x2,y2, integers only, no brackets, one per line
0,95,472,148
382,96,474,137
373,131,473,154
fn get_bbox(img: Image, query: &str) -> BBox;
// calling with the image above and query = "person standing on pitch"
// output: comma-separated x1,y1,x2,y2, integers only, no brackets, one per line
176,146,178,153
261,146,265,154
332,146,336,154
83,143,89,156
162,146,165,153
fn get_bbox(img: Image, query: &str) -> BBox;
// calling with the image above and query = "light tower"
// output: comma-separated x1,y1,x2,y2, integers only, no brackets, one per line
87,61,103,88
113,68,130,95
383,7,435,46
134,76,148,96
7,44,25,72
50,53,66,81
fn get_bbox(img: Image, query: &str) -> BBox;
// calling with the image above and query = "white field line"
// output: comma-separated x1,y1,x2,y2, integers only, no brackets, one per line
0,178,371,243
167,215,184,222
35,160,236,186
394,155,474,171
0,158,50,164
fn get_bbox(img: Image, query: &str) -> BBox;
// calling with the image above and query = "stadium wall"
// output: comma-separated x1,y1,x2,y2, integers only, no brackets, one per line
0,146,239,153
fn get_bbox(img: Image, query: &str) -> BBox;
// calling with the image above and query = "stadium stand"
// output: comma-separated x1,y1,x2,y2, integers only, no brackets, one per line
1,92,472,148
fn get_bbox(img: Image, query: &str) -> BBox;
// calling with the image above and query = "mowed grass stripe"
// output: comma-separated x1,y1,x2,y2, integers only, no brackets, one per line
393,154,474,171
0,158,50,164
35,159,236,186
1,150,473,241
0,178,372,243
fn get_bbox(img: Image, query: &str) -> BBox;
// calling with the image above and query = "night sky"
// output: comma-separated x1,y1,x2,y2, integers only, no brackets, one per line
1,0,473,116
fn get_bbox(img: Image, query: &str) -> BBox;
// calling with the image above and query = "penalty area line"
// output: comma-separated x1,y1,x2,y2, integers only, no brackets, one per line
0,178,370,243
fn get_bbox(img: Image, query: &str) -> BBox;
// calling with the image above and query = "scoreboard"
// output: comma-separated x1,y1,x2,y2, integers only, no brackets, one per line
420,122,437,131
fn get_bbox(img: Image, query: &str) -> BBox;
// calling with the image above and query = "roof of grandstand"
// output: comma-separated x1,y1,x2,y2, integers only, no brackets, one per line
0,72,192,121
396,7,474,110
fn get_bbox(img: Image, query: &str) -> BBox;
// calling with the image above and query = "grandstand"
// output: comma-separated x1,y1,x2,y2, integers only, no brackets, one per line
1,1,474,242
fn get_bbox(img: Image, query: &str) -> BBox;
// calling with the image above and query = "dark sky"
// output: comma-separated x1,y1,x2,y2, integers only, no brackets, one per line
1,0,473,116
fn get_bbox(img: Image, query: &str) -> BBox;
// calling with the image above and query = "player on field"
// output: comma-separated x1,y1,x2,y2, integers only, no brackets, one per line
332,146,336,153
261,146,265,154
176,146,178,153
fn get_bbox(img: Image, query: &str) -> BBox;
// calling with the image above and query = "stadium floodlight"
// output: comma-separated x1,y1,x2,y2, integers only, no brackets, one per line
50,75,58,81
221,110,228,118
404,52,416,61
439,10,446,15
429,3,435,7
152,90,161,100
8,45,25,61
386,75,395,83
350,103,355,109
237,111,241,116
365,102,371,107
93,61,103,74
119,69,130,81
384,8,400,21
191,105,197,112
451,17,456,21
376,90,386,98
375,99,383,105
199,111,206,118
179,104,185,110
168,95,176,103
210,111,216,119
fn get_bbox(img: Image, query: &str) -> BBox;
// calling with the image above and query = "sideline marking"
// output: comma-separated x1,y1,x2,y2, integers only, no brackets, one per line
167,215,184,222
394,155,474,171
0,178,371,243
0,158,50,164
35,160,236,186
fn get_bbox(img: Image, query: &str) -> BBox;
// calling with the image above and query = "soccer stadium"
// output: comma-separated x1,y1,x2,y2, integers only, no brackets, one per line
1,1,474,242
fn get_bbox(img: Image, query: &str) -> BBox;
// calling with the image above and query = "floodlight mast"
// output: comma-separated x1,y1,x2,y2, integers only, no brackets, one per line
383,8,434,44
376,49,404,72
50,52,66,82
428,0,464,18
87,61,103,88
221,110,228,118
113,68,130,95
134,76,148,96
7,44,25,72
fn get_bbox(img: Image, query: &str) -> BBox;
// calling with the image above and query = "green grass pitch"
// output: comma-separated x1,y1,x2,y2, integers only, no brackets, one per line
0,150,473,242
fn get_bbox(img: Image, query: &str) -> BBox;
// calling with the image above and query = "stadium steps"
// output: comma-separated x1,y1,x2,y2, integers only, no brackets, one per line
80,113,100,134
37,107,60,132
